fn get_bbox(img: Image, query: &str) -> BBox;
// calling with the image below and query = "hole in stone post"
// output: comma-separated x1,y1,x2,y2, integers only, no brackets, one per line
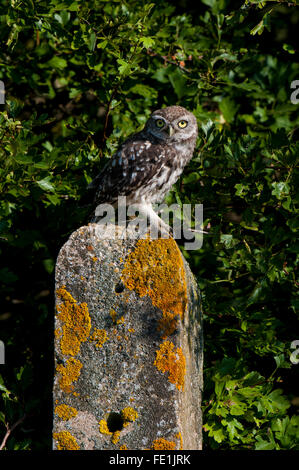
115,282,125,294
107,412,124,432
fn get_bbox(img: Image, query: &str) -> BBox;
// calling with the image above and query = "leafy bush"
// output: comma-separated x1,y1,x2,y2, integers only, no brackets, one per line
0,0,298,450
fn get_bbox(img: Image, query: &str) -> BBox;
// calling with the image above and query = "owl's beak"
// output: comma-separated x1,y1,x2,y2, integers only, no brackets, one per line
166,125,175,137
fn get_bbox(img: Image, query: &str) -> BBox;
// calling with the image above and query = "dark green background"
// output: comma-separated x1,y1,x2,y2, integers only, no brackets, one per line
0,0,298,450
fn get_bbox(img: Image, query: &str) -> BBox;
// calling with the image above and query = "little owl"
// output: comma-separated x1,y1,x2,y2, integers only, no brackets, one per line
88,105,198,234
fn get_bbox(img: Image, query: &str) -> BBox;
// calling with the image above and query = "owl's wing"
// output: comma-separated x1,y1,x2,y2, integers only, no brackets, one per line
91,138,175,207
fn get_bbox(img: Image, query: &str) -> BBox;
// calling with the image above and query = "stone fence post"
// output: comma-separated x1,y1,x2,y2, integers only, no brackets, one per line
52,224,203,450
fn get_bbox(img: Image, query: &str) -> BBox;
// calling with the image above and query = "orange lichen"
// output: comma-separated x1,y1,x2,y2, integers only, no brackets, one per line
150,437,176,450
157,311,178,338
53,430,80,450
117,316,125,325
120,238,187,338
99,419,121,445
89,328,108,349
119,444,128,450
56,357,83,393
154,340,186,390
111,431,121,444
55,404,78,421
99,419,112,435
99,407,138,445
56,286,91,356
121,407,138,427
110,308,117,324
54,328,62,339
92,256,98,262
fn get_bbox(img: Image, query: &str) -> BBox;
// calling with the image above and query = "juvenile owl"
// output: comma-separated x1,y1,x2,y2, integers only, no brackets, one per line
89,105,198,233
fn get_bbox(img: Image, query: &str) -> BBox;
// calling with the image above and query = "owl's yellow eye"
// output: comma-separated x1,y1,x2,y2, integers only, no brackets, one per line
155,119,165,128
178,120,188,129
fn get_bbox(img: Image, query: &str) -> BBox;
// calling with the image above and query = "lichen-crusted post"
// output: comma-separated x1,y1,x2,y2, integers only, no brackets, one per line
53,224,203,450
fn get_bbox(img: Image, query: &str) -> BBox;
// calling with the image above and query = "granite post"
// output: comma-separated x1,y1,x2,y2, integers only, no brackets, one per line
53,223,203,450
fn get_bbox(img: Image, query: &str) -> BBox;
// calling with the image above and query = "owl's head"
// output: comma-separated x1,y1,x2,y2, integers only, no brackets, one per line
146,106,198,143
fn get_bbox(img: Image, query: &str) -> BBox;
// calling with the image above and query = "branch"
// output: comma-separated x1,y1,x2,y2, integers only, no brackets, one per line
0,414,26,451
102,83,120,143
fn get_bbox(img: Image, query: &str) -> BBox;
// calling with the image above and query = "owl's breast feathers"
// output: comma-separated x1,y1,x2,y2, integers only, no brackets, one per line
90,132,195,209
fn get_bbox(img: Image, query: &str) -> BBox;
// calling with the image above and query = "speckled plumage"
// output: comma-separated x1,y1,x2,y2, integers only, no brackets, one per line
89,106,198,231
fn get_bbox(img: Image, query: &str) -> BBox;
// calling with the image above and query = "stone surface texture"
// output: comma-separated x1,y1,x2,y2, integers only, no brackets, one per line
53,224,203,450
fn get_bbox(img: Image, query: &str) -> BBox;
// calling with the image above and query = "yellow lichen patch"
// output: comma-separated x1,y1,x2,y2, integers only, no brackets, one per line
119,444,128,450
120,238,187,337
111,431,121,444
54,328,62,339
154,340,186,390
99,419,112,435
53,430,80,450
150,437,176,450
92,256,98,262
99,408,138,445
117,316,125,325
121,407,138,427
56,357,83,393
89,328,108,349
157,311,178,339
55,404,78,421
56,286,91,356
110,308,117,324
99,419,121,445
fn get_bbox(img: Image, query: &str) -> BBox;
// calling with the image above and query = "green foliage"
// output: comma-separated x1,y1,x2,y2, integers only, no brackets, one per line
203,358,299,449
0,0,298,450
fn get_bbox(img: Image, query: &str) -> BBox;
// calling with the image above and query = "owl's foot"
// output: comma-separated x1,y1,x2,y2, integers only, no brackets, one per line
155,219,173,239
125,204,173,240
146,208,173,240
